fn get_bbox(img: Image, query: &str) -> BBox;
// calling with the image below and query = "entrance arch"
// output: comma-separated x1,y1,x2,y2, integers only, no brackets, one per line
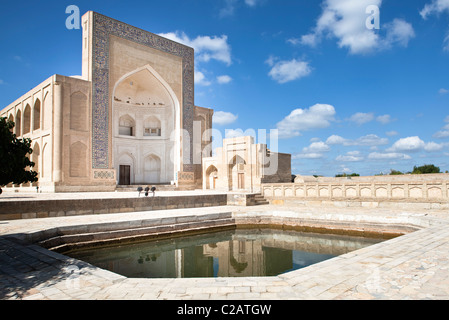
144,154,161,183
206,165,218,190
112,65,180,186
229,155,246,191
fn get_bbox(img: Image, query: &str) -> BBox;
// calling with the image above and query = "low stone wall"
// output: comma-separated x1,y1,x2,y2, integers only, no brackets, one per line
262,176,449,208
0,194,228,221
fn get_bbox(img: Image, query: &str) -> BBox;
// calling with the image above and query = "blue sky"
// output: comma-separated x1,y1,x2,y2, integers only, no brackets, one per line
1,0,449,176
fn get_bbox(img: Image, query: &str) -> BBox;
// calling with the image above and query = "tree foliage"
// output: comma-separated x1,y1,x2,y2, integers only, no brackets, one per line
0,117,38,191
412,164,440,174
335,173,360,177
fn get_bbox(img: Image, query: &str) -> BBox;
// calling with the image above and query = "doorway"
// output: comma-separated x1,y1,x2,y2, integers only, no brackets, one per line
238,173,245,190
119,165,131,185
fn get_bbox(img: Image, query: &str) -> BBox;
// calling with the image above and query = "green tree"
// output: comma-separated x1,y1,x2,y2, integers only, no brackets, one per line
335,173,360,177
389,169,404,175
412,164,440,174
0,117,38,193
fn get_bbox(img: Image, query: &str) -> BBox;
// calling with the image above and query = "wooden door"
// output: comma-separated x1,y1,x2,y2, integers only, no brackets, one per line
238,173,245,189
119,165,131,185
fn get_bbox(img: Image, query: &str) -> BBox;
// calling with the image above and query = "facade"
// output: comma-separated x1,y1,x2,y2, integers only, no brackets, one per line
1,11,213,192
202,136,292,192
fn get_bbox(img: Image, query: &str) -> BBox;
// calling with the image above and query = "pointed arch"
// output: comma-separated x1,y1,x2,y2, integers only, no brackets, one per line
70,91,88,131
112,64,181,177
32,142,40,184
33,99,41,130
117,152,136,185
42,91,52,130
144,153,161,183
229,155,246,191
206,165,218,190
8,114,14,133
23,104,31,134
15,109,22,136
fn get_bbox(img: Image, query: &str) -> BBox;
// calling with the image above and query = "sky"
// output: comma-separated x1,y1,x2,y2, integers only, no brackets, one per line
1,0,449,177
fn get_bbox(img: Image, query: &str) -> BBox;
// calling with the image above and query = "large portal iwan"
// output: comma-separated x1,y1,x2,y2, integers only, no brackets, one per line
112,65,180,185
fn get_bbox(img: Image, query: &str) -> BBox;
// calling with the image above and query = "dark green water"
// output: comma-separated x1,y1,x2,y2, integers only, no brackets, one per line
68,228,382,278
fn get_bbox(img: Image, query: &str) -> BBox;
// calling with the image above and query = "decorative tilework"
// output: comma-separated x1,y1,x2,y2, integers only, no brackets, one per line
93,170,115,179
91,12,194,171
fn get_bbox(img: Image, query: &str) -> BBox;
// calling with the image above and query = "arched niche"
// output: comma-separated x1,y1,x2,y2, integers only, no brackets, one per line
206,165,218,190
34,99,41,130
112,65,181,184
32,142,40,185
144,154,161,184
16,109,22,136
23,104,31,134
229,155,246,190
70,92,88,131
118,114,136,136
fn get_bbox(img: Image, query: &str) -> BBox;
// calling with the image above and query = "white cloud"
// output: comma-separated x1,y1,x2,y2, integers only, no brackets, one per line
294,141,331,160
276,104,336,138
387,136,426,152
159,31,232,66
368,152,412,160
300,0,414,54
356,134,389,146
433,130,449,139
386,130,399,137
442,35,449,52
424,141,444,152
303,141,331,153
336,151,364,162
220,0,263,17
326,134,388,146
439,88,449,95
348,112,375,125
266,57,312,84
0,79,4,85
420,0,449,19
376,114,393,124
420,1,449,50
244,0,261,7
293,153,325,159
326,135,349,145
195,70,211,86
213,111,238,125
217,75,232,84
384,19,415,48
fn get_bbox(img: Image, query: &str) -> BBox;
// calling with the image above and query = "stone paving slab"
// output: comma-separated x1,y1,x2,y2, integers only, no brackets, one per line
1,202,449,300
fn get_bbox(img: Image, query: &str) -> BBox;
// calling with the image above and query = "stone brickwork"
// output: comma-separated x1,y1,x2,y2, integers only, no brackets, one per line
262,174,449,208
0,194,228,221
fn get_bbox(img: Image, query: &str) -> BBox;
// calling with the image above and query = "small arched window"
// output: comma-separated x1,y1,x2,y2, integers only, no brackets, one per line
143,116,161,136
118,114,135,136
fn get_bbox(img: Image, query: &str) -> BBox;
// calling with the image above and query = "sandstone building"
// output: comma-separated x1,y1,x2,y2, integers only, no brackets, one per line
1,11,290,193
202,136,291,192
1,12,213,192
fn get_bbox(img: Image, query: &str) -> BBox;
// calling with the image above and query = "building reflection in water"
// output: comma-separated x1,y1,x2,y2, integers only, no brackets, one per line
68,229,382,278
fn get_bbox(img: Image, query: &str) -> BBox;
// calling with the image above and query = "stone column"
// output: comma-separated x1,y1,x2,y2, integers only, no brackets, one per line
53,81,63,183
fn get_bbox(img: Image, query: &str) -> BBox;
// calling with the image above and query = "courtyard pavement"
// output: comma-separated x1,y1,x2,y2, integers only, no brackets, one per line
1,191,449,300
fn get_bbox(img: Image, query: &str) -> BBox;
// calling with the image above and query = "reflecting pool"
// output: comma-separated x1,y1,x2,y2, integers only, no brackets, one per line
68,228,383,278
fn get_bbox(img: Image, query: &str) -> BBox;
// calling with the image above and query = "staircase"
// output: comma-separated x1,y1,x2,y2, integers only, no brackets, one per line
254,193,269,205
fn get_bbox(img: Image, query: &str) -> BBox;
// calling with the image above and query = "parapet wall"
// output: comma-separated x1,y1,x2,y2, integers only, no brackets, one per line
262,174,449,208
0,194,228,221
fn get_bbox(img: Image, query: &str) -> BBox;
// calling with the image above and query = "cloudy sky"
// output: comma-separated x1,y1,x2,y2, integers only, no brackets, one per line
1,0,449,176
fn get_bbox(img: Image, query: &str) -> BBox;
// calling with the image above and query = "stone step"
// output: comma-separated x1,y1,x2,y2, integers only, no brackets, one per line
253,193,269,205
